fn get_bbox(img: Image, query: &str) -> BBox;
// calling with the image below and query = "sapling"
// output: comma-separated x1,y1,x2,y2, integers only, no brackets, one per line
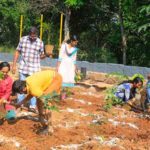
104,87,123,111
39,91,60,112
75,72,84,82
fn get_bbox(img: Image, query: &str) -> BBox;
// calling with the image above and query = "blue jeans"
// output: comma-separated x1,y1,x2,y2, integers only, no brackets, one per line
18,73,36,108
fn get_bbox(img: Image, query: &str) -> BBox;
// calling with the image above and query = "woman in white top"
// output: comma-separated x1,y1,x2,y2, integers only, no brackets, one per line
56,35,78,87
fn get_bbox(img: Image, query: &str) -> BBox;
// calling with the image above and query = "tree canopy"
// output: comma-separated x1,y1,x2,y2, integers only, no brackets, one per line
0,0,149,67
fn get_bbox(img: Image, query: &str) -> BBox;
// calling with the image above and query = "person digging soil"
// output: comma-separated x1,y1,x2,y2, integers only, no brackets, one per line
11,70,62,135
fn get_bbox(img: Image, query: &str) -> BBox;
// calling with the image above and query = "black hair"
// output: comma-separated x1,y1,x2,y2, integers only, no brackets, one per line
66,35,78,44
119,77,143,85
12,80,26,94
132,77,143,85
29,26,38,35
119,77,143,99
0,62,10,71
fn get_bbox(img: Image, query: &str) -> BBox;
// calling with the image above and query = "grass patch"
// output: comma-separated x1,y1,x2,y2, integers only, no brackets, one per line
0,46,15,53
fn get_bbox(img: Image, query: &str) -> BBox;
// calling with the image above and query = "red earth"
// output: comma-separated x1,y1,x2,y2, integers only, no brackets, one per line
0,72,150,150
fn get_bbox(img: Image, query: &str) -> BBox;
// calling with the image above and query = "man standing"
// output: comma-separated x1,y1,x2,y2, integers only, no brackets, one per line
12,26,49,111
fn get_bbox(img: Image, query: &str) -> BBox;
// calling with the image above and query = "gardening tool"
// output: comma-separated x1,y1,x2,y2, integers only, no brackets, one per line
5,110,16,120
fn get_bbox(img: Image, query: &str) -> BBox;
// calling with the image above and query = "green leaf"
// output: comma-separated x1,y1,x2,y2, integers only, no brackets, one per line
0,72,4,79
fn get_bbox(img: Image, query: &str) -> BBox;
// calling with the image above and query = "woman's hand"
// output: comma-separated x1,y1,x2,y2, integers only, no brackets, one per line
12,64,17,74
56,62,60,72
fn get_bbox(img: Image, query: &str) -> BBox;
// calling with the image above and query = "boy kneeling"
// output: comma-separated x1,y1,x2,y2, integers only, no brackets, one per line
12,70,62,135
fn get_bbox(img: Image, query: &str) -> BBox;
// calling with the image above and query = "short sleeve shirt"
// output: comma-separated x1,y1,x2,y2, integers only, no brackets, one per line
16,36,44,75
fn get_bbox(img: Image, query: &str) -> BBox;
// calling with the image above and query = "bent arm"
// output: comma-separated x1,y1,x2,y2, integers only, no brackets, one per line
16,94,33,108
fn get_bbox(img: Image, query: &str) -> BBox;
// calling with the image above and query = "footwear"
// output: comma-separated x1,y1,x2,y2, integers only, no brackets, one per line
28,108,37,113
39,116,48,124
36,126,53,135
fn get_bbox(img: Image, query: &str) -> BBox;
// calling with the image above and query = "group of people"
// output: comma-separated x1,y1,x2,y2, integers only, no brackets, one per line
0,26,78,135
0,26,150,136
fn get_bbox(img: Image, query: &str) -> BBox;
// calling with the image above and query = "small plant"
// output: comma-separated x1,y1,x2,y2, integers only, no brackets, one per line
62,87,73,97
104,87,123,111
0,72,4,79
39,91,60,111
75,72,84,82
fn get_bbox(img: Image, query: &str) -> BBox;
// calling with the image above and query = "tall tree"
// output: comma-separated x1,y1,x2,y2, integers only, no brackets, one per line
118,0,127,65
30,0,84,40
0,0,30,45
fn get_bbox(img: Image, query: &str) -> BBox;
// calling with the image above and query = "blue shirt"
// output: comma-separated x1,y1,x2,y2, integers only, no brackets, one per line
115,83,132,102
146,80,150,103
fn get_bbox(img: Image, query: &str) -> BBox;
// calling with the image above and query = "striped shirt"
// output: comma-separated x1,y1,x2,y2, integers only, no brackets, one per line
16,36,44,75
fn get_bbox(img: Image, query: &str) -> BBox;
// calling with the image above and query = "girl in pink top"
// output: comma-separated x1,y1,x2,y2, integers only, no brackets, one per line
0,62,14,111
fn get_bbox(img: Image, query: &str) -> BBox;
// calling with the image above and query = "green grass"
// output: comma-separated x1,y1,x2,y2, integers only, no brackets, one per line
0,46,15,53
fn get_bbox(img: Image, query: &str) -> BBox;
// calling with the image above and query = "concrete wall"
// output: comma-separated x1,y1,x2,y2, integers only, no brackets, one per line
0,53,150,77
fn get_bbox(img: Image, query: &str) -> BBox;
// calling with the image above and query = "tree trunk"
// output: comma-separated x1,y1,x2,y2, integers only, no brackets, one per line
118,0,127,65
64,7,71,41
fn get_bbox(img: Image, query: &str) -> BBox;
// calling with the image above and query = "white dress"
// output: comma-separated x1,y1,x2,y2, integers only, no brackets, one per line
58,43,78,87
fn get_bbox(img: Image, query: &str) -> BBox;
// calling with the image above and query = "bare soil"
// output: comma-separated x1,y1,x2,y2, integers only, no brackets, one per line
0,72,150,150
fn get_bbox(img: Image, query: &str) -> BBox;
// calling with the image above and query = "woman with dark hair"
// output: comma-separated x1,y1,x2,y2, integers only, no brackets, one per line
0,62,14,111
115,77,143,102
56,35,78,87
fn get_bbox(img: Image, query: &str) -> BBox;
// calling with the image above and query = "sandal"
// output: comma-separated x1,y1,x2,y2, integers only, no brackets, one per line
28,108,37,113
36,126,53,135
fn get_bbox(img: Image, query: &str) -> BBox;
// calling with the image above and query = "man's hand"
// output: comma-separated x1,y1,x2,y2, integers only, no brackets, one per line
12,65,17,74
9,101,21,109
45,52,53,58
9,95,17,101
126,98,136,106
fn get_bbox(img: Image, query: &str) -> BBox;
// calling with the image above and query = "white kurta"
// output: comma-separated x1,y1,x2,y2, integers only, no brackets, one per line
58,43,78,87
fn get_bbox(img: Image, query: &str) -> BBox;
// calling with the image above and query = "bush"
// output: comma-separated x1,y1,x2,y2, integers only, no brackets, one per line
104,87,123,111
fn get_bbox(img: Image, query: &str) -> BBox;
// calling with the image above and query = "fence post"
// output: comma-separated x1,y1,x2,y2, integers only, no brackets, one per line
20,15,23,39
40,14,43,40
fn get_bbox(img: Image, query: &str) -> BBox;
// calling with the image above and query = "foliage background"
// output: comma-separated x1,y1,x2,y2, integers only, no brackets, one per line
0,0,149,67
